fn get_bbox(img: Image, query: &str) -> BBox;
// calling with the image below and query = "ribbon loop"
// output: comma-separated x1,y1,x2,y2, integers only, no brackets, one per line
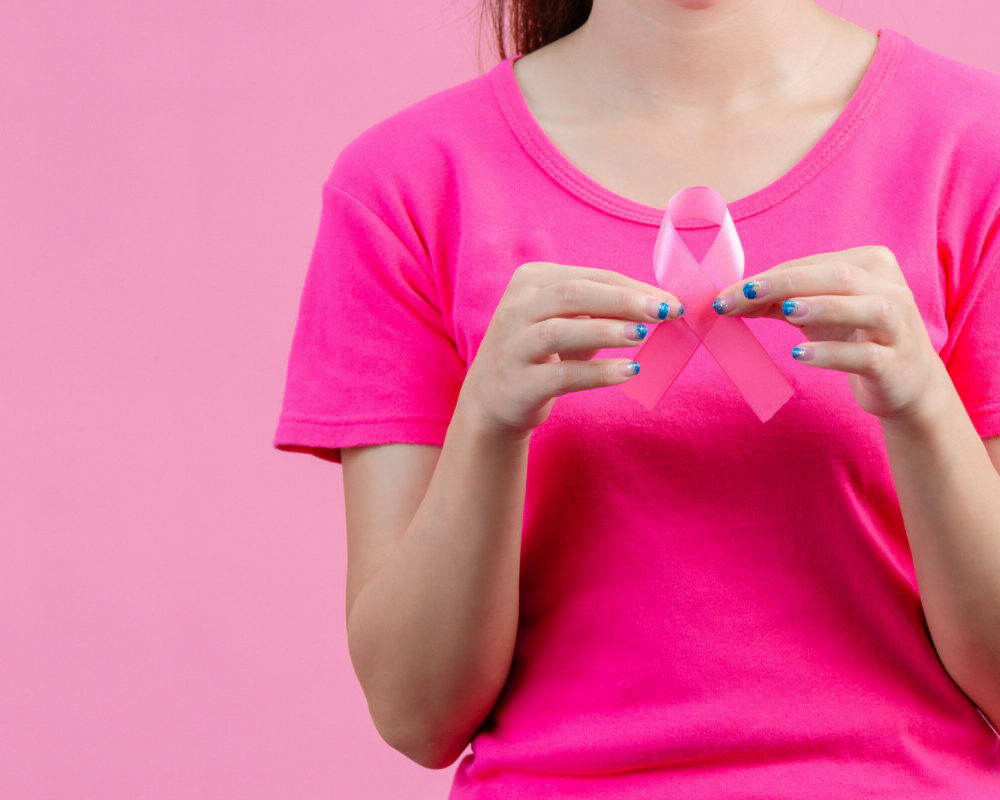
620,186,794,422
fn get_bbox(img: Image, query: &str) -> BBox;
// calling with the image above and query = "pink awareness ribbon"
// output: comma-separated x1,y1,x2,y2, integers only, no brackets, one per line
619,185,794,422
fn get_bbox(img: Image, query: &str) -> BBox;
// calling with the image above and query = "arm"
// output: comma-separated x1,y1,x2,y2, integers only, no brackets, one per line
342,260,679,768
343,385,531,770
879,363,1000,731
709,244,1000,729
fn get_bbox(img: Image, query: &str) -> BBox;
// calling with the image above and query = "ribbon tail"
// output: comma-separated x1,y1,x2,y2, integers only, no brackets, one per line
619,320,700,409
701,319,794,422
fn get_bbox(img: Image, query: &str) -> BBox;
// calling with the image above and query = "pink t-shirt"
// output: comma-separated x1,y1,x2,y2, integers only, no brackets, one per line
274,27,1000,797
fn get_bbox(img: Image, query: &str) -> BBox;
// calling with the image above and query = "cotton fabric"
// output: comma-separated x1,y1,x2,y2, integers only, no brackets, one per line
273,27,1000,797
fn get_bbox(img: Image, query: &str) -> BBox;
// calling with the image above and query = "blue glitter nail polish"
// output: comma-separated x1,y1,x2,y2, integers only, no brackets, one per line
657,302,669,319
743,281,759,299
792,345,806,360
636,323,647,339
630,361,640,375
782,300,798,316
712,298,727,314
677,304,685,317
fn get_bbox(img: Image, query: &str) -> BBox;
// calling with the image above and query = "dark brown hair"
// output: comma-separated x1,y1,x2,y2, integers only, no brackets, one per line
475,0,848,70
477,0,592,68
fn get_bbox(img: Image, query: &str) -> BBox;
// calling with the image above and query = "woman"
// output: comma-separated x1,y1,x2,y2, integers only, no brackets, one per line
274,0,1000,795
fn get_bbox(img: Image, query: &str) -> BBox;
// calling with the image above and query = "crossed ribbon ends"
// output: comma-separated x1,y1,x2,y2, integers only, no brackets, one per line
619,185,794,422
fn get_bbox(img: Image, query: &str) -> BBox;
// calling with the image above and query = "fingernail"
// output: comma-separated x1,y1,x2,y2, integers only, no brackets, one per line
743,279,768,299
713,293,734,314
792,345,813,361
625,323,648,341
677,303,685,317
622,360,640,376
782,299,808,318
646,299,670,320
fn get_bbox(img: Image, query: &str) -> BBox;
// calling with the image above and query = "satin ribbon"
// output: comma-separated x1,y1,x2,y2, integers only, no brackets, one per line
619,185,794,422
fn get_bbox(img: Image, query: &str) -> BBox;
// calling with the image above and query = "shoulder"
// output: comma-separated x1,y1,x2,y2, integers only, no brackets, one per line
888,33,1000,246
324,65,506,220
892,33,1000,156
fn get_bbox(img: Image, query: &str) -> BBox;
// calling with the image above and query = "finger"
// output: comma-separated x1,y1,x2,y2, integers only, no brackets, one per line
769,246,897,273
521,316,651,363
560,315,601,361
738,246,895,276
559,348,601,362
843,245,903,281
790,339,892,378
528,355,641,397
712,261,884,316
780,294,898,344
548,262,691,303
531,277,685,326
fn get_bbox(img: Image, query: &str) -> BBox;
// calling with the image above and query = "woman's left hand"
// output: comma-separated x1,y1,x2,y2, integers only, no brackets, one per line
711,245,947,422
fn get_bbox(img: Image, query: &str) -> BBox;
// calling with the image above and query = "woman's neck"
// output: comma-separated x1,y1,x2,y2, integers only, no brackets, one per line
556,0,845,118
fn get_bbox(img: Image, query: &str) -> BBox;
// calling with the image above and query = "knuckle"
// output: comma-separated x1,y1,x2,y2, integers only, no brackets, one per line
613,288,633,315
549,359,575,391
834,262,860,292
553,278,585,310
868,245,896,268
515,261,556,288
873,297,894,328
535,318,561,352
861,341,883,374
513,261,537,283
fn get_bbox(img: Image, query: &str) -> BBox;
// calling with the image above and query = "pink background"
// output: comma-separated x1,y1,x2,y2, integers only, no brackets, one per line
3,1,998,797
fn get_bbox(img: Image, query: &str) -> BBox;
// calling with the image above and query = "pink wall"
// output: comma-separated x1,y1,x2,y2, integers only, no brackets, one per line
3,1,998,797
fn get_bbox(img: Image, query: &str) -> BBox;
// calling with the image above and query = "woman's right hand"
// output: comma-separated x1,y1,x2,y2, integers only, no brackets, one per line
462,261,685,438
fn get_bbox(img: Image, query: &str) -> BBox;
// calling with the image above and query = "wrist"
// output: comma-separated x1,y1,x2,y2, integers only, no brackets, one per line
878,359,955,441
453,384,534,451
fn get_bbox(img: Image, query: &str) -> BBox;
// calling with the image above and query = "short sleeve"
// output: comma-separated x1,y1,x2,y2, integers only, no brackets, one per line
941,220,1000,439
272,180,467,464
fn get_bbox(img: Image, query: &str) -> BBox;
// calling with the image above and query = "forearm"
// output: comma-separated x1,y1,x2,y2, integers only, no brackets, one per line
346,385,530,768
879,358,1000,727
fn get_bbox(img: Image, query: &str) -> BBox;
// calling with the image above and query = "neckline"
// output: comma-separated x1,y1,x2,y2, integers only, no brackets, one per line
490,27,906,228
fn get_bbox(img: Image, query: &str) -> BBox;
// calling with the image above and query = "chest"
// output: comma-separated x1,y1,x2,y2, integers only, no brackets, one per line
534,103,847,209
